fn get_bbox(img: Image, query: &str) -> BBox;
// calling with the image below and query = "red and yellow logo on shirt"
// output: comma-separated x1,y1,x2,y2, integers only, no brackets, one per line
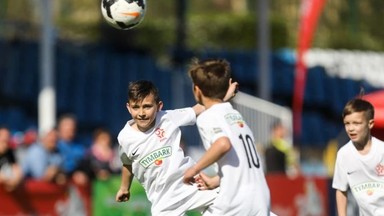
139,146,172,168
351,181,384,196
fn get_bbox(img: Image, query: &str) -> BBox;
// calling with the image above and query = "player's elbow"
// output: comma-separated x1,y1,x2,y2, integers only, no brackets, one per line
216,137,232,154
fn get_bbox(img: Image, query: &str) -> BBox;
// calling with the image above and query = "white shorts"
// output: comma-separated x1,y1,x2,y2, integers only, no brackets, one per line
202,188,270,216
153,187,219,216
203,210,276,216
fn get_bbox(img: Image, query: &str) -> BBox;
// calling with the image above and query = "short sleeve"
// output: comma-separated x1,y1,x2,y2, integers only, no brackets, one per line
167,108,196,127
199,120,227,145
119,145,132,165
332,151,348,191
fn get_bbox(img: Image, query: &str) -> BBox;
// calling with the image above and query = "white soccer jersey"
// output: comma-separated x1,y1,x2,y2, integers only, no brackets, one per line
332,137,384,216
196,102,271,216
118,108,217,216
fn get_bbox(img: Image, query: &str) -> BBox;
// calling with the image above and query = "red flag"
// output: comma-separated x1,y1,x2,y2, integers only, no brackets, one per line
293,0,326,140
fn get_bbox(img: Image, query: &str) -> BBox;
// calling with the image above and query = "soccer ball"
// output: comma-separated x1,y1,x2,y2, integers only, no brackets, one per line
101,0,146,30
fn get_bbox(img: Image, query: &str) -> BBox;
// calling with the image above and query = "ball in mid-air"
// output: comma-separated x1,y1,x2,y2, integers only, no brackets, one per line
101,0,146,30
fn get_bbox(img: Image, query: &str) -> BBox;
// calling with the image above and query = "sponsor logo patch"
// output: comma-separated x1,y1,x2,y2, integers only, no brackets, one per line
139,146,172,168
224,113,245,127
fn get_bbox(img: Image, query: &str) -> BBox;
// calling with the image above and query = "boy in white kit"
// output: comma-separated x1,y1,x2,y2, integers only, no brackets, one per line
115,80,237,215
332,98,384,216
183,58,271,216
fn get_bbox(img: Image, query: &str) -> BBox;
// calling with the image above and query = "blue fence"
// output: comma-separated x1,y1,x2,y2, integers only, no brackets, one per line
0,40,379,146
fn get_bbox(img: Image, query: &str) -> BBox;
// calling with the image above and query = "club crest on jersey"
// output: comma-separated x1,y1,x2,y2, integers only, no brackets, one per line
375,163,384,176
139,146,172,168
224,113,245,127
155,128,167,142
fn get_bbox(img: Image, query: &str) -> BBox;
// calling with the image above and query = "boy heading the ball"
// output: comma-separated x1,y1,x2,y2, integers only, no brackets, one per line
115,80,237,215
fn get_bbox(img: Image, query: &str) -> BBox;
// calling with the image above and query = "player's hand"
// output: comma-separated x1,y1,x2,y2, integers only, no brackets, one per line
223,78,239,102
183,167,199,185
116,188,130,202
195,172,220,190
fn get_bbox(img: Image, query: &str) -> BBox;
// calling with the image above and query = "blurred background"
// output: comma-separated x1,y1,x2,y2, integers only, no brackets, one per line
1,0,384,215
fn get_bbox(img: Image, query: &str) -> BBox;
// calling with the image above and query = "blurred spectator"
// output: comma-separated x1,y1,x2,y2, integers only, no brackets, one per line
22,128,65,184
0,126,23,191
80,128,120,181
81,128,121,180
265,120,300,177
14,127,38,164
300,147,327,177
56,114,87,185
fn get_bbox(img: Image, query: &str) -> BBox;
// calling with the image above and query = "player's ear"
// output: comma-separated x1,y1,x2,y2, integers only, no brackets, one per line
157,101,163,111
368,119,374,129
193,84,199,91
193,85,202,96
126,103,132,114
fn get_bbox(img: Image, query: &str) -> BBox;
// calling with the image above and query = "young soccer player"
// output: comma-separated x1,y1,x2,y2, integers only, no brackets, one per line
115,80,237,215
332,98,384,216
183,58,271,215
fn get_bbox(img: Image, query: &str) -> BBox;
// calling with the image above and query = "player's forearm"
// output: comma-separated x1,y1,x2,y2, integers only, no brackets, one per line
194,137,231,172
120,165,133,190
223,78,238,102
336,190,348,216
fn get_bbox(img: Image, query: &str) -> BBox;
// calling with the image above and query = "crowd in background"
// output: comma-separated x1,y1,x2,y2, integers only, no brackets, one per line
0,114,122,192
1,112,306,192
2,111,326,194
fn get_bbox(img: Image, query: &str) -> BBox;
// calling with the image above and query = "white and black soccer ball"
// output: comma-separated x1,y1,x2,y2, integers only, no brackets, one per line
101,0,146,30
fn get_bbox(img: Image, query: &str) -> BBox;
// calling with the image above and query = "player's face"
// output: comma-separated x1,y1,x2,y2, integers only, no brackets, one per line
127,93,163,132
343,111,374,146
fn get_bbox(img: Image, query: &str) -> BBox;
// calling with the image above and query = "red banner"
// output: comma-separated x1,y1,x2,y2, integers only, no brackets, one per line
0,180,91,216
293,0,326,139
1,176,331,216
267,174,330,216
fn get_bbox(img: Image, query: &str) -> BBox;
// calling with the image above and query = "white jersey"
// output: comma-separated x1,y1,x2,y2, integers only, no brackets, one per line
196,102,271,216
118,108,217,216
332,137,384,216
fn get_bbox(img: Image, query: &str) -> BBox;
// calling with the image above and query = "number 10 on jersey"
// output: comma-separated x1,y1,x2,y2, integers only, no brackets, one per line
239,134,260,168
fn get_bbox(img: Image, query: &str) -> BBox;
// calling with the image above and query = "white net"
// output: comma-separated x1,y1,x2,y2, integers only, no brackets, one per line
232,91,293,147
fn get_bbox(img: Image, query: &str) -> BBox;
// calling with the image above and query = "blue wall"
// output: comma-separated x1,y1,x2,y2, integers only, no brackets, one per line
0,40,380,147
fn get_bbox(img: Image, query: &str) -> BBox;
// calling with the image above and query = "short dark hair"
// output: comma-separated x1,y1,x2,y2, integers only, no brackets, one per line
342,98,374,120
188,58,231,100
127,80,160,103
